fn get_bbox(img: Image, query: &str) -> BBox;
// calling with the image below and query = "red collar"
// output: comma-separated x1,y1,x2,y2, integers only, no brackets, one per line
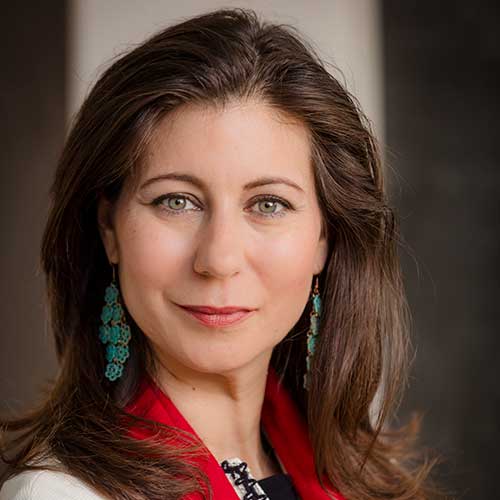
124,366,345,500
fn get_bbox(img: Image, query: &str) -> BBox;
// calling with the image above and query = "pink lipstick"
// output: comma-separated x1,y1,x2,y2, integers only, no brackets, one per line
176,304,256,327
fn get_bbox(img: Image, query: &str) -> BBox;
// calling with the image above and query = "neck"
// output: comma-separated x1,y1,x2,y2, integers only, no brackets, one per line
151,350,282,480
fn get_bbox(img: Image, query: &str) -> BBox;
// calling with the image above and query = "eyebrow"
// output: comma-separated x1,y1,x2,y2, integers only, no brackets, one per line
139,172,305,193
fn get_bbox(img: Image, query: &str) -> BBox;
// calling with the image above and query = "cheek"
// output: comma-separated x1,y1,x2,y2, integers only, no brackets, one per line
259,215,319,280
116,215,190,288
112,211,191,338
252,225,320,342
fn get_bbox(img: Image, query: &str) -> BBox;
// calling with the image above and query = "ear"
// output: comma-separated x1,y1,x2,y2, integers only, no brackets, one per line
97,196,119,264
313,219,329,275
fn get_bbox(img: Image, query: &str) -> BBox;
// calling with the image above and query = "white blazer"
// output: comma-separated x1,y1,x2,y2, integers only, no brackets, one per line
0,469,104,500
0,456,270,500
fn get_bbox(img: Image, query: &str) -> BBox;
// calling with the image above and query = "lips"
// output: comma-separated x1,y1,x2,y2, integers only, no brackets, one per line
175,304,256,327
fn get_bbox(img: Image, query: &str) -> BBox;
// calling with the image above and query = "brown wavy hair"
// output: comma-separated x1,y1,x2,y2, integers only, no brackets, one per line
1,7,447,500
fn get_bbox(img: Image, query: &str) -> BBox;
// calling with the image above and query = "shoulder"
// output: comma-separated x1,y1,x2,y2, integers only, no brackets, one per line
0,468,106,500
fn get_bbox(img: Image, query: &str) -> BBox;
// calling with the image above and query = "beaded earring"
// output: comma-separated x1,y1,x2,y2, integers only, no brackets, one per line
303,275,321,391
99,264,131,381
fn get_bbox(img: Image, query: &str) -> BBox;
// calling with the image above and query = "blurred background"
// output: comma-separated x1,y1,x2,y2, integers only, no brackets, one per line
1,1,498,498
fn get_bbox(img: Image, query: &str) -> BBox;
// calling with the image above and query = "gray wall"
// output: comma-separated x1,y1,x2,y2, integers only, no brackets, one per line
0,4,65,412
383,1,500,498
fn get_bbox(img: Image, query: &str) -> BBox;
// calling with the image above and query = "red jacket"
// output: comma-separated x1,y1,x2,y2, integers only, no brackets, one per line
125,366,346,500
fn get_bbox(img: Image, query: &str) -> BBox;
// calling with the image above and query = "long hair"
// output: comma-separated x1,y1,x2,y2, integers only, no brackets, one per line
1,7,446,500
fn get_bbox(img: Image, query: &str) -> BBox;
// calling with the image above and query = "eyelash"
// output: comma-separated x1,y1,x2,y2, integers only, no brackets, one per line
151,193,293,219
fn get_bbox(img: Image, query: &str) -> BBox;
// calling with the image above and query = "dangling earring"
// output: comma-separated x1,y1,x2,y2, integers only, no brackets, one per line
99,264,131,381
304,275,321,391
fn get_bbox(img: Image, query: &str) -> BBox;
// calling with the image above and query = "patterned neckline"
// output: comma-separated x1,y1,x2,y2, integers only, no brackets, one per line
220,457,272,500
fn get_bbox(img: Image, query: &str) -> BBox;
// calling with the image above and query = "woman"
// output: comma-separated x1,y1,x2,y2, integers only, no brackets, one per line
0,7,445,500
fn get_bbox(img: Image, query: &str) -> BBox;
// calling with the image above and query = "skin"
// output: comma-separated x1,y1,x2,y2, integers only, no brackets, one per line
98,99,328,480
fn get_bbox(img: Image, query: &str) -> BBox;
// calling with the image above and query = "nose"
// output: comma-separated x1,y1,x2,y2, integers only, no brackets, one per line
192,207,244,279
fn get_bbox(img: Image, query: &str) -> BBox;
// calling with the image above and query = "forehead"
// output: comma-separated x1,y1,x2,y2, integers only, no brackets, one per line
136,100,313,189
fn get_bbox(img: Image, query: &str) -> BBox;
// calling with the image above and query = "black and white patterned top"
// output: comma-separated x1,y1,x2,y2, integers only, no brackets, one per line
219,426,300,499
220,458,300,500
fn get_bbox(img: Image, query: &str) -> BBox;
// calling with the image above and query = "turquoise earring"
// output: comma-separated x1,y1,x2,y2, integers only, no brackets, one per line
304,275,321,391
99,264,131,381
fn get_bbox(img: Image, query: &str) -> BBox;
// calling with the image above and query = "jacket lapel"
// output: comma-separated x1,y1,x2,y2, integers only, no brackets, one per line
125,375,240,499
261,368,345,500
125,366,345,500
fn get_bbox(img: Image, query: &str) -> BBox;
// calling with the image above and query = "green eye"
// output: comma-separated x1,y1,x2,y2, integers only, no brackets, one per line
255,199,285,216
167,196,190,210
153,195,198,214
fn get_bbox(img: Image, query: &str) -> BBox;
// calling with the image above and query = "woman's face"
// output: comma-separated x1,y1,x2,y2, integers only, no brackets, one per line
99,100,328,378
